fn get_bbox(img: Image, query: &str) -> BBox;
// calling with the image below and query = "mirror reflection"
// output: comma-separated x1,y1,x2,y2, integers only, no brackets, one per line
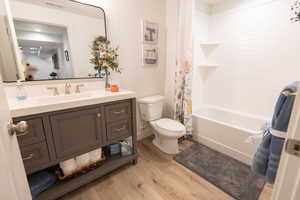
15,20,73,80
2,0,107,82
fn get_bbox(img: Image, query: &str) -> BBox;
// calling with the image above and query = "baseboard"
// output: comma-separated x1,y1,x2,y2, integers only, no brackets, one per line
193,133,252,165
137,127,153,141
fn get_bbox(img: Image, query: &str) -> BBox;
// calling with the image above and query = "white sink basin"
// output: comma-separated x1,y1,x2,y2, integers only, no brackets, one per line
36,92,94,104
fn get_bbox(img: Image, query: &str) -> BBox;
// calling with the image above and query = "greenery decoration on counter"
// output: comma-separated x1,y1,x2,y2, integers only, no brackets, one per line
90,36,120,89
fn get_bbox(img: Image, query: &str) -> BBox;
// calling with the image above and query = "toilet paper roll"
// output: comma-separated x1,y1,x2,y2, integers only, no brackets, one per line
89,148,102,163
76,153,90,168
59,158,77,176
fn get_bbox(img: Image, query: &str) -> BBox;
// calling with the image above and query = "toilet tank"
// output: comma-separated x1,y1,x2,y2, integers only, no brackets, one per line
138,96,164,121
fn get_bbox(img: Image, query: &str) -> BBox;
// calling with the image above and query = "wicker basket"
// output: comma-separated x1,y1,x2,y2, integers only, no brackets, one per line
55,154,106,181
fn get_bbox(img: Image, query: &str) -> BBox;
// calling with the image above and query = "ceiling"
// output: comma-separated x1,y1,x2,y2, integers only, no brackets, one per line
201,0,223,5
14,20,67,35
19,39,62,56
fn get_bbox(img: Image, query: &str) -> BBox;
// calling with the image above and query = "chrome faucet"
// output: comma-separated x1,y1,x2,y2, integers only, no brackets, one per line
65,83,71,95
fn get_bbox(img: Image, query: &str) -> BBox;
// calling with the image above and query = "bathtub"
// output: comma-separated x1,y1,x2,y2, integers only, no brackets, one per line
192,106,269,165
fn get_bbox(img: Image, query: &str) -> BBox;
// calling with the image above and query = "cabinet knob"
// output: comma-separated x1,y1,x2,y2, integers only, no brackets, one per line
7,120,29,136
97,113,101,118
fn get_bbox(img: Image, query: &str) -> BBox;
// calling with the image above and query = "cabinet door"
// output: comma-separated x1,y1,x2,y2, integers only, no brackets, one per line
50,108,104,160
14,117,46,147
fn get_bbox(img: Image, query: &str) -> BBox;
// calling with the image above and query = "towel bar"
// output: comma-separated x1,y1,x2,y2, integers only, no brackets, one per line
282,91,297,96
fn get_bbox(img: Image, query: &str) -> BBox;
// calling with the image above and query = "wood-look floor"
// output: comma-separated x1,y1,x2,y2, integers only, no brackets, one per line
60,137,272,200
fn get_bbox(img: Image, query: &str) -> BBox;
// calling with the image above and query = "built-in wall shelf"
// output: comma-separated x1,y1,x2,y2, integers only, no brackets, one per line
200,42,220,47
199,63,219,68
199,41,220,69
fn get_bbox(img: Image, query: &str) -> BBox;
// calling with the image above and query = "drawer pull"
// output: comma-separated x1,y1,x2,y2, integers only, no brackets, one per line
113,110,125,114
16,131,29,137
115,126,126,132
23,153,34,161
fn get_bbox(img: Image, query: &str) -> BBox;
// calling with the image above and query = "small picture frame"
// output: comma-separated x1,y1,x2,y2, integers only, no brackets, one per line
142,20,159,44
142,45,158,65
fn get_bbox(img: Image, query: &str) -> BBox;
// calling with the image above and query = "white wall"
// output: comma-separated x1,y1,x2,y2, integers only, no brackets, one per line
192,0,300,120
192,1,210,111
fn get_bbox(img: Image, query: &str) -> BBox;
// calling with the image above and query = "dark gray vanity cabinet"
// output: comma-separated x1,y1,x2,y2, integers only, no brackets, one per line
50,107,105,160
14,115,56,174
16,117,46,147
105,101,133,143
13,98,138,200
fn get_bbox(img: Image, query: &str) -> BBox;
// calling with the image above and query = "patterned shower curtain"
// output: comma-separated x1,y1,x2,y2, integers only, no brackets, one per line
174,0,194,135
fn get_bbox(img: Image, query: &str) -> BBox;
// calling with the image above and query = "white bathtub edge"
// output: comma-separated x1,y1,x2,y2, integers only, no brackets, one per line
193,113,260,135
198,104,270,122
193,133,253,166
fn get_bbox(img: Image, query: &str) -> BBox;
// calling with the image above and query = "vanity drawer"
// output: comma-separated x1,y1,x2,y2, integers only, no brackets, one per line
107,119,132,142
105,102,131,122
20,142,51,174
14,117,46,147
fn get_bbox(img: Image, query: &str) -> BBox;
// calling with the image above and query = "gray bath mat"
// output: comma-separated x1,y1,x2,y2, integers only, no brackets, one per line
174,143,266,200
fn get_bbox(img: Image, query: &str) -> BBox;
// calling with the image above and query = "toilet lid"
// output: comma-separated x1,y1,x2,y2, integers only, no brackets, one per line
156,119,186,132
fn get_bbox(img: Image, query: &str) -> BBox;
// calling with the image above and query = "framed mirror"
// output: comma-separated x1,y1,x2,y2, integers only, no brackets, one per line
1,0,107,82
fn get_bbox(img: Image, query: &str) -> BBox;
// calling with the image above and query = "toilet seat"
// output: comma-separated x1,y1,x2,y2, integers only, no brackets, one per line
156,118,185,132
151,118,186,138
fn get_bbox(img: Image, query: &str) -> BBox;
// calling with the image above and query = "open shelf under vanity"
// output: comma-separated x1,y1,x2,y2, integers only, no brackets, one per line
35,154,138,200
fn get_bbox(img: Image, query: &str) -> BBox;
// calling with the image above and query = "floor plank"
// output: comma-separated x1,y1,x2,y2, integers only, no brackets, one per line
60,137,272,200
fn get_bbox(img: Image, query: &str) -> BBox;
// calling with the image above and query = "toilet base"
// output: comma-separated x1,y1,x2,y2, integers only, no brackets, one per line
152,134,180,155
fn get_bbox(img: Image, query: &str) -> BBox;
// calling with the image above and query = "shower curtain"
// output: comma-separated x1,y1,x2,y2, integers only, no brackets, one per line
174,0,194,135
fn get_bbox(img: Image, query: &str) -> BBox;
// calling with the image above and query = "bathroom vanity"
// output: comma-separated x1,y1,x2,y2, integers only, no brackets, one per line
1,0,139,198
9,90,138,200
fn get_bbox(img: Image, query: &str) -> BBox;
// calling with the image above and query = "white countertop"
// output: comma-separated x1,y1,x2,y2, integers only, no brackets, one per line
8,89,136,118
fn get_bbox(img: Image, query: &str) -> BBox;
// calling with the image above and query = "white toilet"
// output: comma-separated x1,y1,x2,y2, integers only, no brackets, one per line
138,96,186,154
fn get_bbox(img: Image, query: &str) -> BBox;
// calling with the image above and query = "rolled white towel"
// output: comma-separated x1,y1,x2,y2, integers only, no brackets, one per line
245,122,270,144
76,153,90,168
245,134,263,144
89,148,102,163
59,158,77,176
